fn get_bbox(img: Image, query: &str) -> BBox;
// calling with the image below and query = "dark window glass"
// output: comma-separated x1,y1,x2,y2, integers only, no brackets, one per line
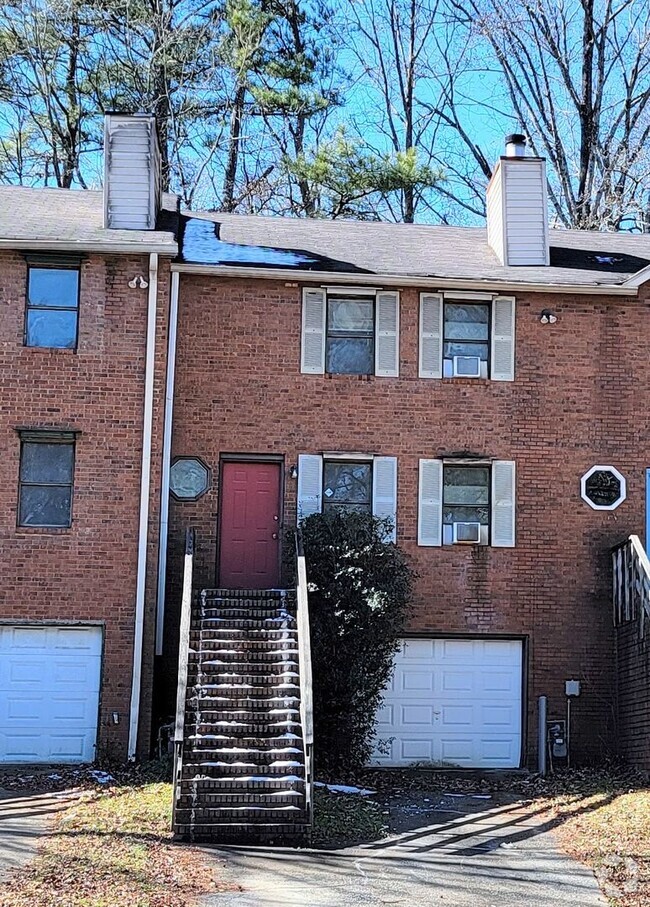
19,439,75,527
323,461,372,513
26,267,79,349
326,298,374,375
443,465,490,527
443,303,490,364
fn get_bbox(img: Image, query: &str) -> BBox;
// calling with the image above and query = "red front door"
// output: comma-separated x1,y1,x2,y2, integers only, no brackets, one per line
219,461,282,589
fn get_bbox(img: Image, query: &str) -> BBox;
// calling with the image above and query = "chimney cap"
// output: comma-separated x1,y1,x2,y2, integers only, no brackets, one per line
505,133,526,145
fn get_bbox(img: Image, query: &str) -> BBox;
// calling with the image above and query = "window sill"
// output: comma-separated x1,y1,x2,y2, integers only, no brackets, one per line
15,526,73,535
324,372,374,380
21,346,77,355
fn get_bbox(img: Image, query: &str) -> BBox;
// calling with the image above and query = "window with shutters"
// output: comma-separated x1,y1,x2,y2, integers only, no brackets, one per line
18,432,76,527
419,294,515,381
301,287,399,377
418,458,515,547
297,453,398,541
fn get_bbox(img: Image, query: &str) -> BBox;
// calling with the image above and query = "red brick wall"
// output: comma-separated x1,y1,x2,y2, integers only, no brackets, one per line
0,250,170,760
164,275,650,764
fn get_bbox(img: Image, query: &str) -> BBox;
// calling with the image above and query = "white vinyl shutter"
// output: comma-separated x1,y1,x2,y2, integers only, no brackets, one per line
375,292,399,377
301,288,326,374
491,296,516,381
418,459,443,546
491,460,516,547
419,294,443,378
372,456,398,542
297,454,323,520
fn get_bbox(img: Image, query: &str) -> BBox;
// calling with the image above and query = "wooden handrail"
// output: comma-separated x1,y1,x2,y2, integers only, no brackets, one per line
612,534,650,635
294,529,314,823
172,528,195,830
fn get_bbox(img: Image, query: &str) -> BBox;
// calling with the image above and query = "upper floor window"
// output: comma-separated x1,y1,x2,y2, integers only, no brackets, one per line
326,298,374,374
18,432,76,527
420,294,515,381
301,288,399,377
25,261,80,349
418,458,515,547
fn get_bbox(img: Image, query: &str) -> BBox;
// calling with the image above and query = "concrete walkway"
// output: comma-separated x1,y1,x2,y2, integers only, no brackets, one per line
0,788,77,881
201,797,606,906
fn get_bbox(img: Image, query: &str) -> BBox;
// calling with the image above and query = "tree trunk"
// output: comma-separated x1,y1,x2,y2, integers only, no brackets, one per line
222,81,247,212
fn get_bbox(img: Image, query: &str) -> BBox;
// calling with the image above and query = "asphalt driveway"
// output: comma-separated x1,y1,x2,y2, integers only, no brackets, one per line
201,794,606,906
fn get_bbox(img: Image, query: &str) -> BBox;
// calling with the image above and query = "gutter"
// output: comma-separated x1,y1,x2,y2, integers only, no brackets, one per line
128,252,159,760
0,239,177,255
155,270,180,656
170,263,638,297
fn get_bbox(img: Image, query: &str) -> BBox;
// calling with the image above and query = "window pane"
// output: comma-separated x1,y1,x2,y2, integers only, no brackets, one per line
328,299,374,333
28,268,79,308
19,485,72,526
326,337,373,374
26,309,77,348
445,304,489,341
443,505,489,526
21,442,74,484
444,342,489,360
323,462,372,506
444,467,489,505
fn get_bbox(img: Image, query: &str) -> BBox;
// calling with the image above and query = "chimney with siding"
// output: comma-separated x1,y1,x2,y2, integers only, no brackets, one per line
486,134,549,267
103,113,161,230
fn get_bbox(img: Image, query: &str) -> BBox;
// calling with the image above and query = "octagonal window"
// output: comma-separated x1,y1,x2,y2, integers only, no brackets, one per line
580,466,626,511
170,457,210,501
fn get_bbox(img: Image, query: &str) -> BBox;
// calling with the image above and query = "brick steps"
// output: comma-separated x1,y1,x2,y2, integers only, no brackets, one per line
173,588,310,845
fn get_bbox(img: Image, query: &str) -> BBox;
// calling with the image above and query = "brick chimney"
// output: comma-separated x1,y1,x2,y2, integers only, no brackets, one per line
103,113,161,230
486,134,549,267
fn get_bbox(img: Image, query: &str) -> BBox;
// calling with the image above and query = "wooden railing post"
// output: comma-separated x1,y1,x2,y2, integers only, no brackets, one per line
172,528,195,832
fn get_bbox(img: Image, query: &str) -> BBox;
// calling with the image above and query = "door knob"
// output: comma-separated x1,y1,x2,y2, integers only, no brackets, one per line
272,533,278,540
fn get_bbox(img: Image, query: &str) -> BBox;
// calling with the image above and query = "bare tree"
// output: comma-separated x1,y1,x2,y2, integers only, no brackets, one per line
445,0,650,230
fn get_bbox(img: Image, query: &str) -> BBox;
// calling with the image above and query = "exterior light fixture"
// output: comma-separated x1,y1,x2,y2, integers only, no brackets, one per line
128,275,149,289
290,464,298,479
539,309,557,324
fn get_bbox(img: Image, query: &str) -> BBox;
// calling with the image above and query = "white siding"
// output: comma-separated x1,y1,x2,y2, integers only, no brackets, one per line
486,157,549,267
104,114,161,230
486,163,505,264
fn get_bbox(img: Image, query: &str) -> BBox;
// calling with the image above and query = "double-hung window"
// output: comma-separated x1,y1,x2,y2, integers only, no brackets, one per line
25,257,80,349
297,453,398,541
301,288,399,377
419,294,515,381
418,459,515,547
18,432,76,527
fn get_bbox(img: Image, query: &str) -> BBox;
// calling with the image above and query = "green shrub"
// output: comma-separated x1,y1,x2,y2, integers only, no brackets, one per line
299,510,414,777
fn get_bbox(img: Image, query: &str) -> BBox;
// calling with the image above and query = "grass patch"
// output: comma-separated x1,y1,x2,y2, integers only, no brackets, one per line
550,788,650,906
2,782,223,907
312,788,388,847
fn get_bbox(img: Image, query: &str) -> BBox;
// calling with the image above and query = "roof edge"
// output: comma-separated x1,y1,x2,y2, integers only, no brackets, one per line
0,238,177,255
171,263,638,296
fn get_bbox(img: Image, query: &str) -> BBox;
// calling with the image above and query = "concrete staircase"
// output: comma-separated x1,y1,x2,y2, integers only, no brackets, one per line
172,586,312,843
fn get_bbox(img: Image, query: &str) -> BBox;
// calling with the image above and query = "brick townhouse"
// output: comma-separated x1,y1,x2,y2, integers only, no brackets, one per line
1,116,650,774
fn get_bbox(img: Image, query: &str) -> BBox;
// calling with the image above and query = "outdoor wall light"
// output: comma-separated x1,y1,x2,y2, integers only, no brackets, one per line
539,309,557,324
128,275,149,289
290,464,298,479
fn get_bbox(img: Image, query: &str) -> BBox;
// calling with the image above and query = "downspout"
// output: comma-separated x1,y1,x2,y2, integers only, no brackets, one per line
155,270,180,655
128,252,159,760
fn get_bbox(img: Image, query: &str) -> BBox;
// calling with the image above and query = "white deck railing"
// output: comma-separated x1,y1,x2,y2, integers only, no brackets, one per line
295,529,314,825
172,528,195,831
612,534,650,635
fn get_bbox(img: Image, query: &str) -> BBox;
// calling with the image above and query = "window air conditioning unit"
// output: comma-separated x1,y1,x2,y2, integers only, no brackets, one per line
453,521,481,543
453,355,481,377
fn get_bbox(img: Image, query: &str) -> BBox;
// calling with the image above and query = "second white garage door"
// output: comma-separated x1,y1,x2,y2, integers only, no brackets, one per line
0,624,102,763
371,637,523,768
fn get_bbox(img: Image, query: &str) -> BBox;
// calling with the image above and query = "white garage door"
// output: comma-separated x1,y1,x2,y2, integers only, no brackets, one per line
0,625,102,763
371,637,523,768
